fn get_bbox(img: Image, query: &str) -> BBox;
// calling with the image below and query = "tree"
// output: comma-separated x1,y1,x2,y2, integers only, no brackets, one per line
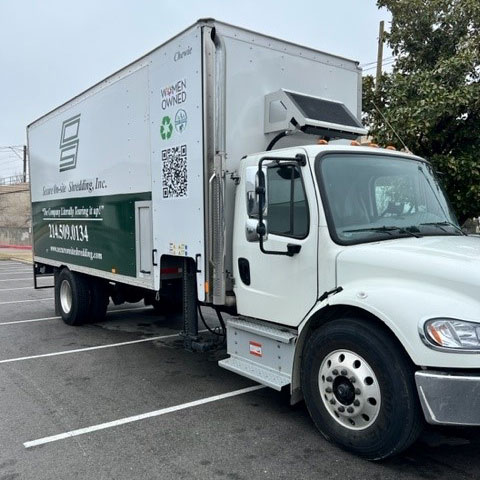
363,0,480,222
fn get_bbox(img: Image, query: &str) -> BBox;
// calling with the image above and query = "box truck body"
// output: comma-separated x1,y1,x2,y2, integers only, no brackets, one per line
28,19,362,302
28,19,480,460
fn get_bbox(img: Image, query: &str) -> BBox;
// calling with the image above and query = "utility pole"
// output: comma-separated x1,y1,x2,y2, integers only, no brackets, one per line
376,20,385,92
23,145,27,183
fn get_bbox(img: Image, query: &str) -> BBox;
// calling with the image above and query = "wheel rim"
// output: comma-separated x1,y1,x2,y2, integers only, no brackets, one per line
60,279,73,314
319,349,381,431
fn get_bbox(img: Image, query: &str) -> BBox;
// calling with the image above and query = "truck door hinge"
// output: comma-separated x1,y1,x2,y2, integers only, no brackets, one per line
319,286,343,302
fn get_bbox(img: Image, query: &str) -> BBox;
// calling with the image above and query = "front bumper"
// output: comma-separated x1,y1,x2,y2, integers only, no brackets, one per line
415,371,480,426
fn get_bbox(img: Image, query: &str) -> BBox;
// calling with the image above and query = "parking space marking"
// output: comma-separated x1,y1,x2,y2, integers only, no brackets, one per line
0,306,150,326
0,298,54,306
0,264,31,267
0,268,32,271
0,329,209,364
23,385,265,448
0,267,33,273
0,286,52,291
0,287,33,292
0,262,29,266
0,277,32,282
0,271,33,276
0,265,32,268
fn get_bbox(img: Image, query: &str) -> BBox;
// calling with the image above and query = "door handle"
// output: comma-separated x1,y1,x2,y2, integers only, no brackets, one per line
152,249,158,266
195,253,202,273
286,244,301,256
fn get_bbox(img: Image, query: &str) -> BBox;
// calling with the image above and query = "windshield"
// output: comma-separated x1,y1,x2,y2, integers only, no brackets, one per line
316,153,460,245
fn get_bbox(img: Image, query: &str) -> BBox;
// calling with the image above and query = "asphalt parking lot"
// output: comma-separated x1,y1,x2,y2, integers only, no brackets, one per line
1,259,480,479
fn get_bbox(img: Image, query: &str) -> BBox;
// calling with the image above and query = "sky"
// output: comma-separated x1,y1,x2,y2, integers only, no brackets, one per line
0,0,391,178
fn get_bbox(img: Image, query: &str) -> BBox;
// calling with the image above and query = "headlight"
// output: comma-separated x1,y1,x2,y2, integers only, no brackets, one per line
423,318,480,350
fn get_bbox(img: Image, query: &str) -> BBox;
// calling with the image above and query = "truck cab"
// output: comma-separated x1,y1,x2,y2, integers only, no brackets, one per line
221,143,480,459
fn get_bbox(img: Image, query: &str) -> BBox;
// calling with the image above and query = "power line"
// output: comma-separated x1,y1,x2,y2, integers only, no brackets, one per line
363,59,395,72
0,161,22,168
361,55,394,68
7,147,22,160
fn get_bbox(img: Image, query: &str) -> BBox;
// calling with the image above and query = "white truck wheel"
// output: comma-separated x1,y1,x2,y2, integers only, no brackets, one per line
301,317,423,460
55,269,90,326
319,349,381,430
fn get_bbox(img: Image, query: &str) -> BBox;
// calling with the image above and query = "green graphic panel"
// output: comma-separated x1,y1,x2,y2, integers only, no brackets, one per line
32,192,151,277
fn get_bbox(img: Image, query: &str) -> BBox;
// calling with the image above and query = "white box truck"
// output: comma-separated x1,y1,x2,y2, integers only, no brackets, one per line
28,19,480,460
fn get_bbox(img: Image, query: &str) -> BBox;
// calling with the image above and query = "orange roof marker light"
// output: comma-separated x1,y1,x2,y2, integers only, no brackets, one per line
386,145,397,150
350,140,361,146
317,138,329,145
368,143,379,148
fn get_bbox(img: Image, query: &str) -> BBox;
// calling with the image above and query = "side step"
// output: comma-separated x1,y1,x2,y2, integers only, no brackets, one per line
218,318,297,391
219,357,291,390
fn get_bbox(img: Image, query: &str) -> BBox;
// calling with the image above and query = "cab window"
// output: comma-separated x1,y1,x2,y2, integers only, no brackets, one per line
267,165,309,238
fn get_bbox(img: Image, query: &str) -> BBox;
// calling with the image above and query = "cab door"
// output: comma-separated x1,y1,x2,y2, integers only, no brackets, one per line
233,149,318,327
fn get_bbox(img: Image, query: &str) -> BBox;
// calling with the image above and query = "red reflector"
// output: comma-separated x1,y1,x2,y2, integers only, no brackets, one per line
160,267,181,275
249,341,262,357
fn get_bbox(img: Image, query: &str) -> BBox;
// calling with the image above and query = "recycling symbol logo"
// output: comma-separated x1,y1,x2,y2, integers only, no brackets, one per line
160,116,173,140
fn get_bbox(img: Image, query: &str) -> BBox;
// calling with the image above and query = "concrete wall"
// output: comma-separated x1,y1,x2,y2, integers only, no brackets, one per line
0,184,31,246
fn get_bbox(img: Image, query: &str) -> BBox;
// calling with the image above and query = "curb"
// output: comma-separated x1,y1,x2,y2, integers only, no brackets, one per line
10,257,33,265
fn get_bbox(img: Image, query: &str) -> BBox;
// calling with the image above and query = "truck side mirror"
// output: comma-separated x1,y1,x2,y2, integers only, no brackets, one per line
245,166,267,218
255,153,306,257
245,218,267,242
255,169,270,242
245,166,268,242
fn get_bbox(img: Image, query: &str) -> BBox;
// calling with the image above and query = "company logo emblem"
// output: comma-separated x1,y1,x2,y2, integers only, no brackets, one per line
59,114,81,172
174,46,192,62
160,116,173,140
174,109,187,133
161,79,187,110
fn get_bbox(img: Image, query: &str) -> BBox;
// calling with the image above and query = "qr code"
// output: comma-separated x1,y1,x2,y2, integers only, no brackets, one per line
162,144,188,199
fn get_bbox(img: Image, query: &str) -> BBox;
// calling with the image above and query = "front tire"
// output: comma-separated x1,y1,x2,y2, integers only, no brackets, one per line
301,317,423,460
55,269,90,326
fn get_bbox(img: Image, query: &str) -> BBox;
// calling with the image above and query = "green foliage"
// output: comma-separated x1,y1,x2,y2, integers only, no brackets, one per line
363,0,480,221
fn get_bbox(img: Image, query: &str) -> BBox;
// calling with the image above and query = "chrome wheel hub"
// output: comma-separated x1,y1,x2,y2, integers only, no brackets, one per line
60,279,73,314
319,349,381,430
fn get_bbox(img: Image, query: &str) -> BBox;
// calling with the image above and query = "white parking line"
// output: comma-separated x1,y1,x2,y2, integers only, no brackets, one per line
0,335,175,364
24,385,265,448
0,268,32,271
0,270,32,275
0,262,30,265
0,287,33,292
0,306,150,326
0,264,31,268
0,274,33,278
0,315,57,325
0,298,54,306
0,267,32,270
0,329,209,364
0,277,32,282
0,285,51,291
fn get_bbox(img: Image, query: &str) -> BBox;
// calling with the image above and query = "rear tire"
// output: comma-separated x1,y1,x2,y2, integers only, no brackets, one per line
301,317,423,460
88,278,109,323
55,269,90,326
